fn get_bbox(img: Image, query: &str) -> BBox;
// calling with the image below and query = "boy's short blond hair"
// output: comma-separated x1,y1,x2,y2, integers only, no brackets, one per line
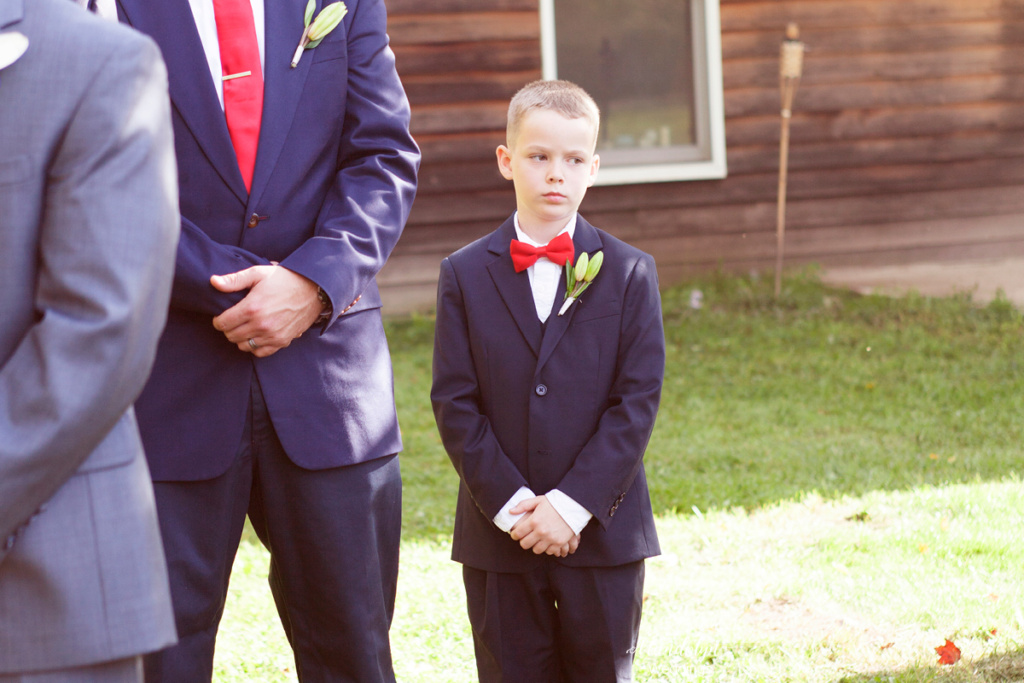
506,80,600,151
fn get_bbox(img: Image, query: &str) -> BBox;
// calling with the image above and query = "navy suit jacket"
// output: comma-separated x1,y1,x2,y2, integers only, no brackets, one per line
432,215,664,572
118,0,420,479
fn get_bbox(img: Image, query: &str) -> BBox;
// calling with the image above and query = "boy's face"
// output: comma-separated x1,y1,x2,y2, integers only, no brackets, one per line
496,108,600,238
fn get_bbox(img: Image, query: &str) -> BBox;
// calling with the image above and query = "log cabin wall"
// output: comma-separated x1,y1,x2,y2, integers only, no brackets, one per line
379,0,1024,314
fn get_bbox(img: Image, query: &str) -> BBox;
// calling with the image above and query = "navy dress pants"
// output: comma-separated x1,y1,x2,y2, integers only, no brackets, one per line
143,376,402,683
463,559,645,683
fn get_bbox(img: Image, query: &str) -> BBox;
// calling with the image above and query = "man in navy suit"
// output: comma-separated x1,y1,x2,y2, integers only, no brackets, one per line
114,0,419,680
432,80,664,682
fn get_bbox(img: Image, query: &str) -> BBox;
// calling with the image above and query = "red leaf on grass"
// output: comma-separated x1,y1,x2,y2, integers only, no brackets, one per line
935,639,961,665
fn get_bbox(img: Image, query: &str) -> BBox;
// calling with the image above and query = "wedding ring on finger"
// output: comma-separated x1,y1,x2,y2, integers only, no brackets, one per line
248,338,258,351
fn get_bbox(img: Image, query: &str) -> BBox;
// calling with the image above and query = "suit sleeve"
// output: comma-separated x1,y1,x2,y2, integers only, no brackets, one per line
168,216,270,316
0,37,179,548
555,254,665,530
279,0,419,325
431,258,532,521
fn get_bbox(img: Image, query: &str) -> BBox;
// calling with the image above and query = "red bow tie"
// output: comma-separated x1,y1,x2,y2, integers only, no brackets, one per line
510,232,575,272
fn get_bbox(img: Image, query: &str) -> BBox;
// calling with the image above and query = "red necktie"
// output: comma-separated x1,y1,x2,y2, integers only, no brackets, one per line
212,0,263,193
510,232,575,273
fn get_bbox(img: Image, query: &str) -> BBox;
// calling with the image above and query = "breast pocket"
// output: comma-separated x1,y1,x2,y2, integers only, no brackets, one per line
573,298,621,325
311,31,348,64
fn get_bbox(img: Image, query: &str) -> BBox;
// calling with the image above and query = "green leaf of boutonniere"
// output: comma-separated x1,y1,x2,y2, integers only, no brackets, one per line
291,1,348,68
565,253,575,294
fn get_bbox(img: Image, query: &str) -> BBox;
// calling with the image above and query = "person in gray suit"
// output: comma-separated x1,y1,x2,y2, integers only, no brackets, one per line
0,0,180,679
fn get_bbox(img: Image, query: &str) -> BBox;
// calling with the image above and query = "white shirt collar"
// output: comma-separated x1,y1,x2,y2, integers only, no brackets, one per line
512,212,577,248
84,0,118,21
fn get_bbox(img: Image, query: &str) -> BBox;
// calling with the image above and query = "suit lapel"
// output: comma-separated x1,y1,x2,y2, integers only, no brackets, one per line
486,218,542,357
535,217,604,371
248,0,312,207
117,0,247,204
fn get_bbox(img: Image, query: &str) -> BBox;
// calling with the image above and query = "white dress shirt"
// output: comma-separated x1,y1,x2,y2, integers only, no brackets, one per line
187,0,266,109
492,212,594,536
515,213,575,323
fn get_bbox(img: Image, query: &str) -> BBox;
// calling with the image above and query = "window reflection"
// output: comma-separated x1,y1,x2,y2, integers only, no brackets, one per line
553,0,697,159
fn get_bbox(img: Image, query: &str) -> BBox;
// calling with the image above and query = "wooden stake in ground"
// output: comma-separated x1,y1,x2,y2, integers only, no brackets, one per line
775,23,805,298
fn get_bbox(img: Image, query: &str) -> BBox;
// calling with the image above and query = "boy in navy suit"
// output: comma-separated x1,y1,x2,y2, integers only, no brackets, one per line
431,80,665,683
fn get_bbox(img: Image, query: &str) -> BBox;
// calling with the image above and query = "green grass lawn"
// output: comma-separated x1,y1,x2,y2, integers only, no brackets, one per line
215,270,1024,682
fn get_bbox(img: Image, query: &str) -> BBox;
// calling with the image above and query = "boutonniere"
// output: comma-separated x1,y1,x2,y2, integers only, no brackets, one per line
290,0,347,68
558,250,603,316
0,31,29,74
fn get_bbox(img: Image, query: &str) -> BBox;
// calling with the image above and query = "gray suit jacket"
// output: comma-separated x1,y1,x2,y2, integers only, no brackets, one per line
0,0,179,672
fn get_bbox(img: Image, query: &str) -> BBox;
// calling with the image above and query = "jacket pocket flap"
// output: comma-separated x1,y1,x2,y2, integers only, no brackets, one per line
573,299,621,323
75,411,141,474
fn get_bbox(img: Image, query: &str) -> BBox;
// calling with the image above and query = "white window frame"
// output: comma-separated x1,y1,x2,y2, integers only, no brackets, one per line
539,0,728,185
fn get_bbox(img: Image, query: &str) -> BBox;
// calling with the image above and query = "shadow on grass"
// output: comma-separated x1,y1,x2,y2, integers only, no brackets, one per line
834,645,1024,682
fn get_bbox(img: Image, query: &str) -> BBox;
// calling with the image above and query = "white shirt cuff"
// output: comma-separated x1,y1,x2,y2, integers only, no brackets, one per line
493,486,536,533
545,489,593,535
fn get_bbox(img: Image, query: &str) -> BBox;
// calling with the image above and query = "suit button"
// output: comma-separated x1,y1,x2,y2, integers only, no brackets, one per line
247,213,260,228
535,384,548,396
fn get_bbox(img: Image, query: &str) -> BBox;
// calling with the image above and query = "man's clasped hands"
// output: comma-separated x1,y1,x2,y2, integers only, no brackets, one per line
210,264,321,358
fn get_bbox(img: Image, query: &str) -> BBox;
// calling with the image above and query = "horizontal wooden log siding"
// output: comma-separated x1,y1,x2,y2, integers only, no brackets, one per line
381,0,1024,314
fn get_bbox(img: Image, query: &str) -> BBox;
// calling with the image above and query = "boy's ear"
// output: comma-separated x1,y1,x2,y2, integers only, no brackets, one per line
496,145,514,180
587,154,601,187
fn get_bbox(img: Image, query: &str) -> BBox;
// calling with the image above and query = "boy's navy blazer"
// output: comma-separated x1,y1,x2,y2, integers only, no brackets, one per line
432,215,664,572
116,0,420,479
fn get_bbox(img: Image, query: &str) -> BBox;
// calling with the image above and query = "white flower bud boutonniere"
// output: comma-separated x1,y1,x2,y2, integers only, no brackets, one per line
291,0,347,68
0,31,29,73
559,250,603,316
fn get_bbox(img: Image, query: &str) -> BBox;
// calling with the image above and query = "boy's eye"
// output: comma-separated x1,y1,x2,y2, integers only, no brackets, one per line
530,154,547,161
568,157,583,165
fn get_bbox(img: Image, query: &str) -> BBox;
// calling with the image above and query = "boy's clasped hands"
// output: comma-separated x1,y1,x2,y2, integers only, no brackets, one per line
508,495,582,557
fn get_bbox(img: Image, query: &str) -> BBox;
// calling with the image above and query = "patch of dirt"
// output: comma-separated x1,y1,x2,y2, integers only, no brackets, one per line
740,595,897,647
822,257,1024,308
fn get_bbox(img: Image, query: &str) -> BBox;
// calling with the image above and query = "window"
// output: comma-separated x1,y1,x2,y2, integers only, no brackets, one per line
540,0,727,185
